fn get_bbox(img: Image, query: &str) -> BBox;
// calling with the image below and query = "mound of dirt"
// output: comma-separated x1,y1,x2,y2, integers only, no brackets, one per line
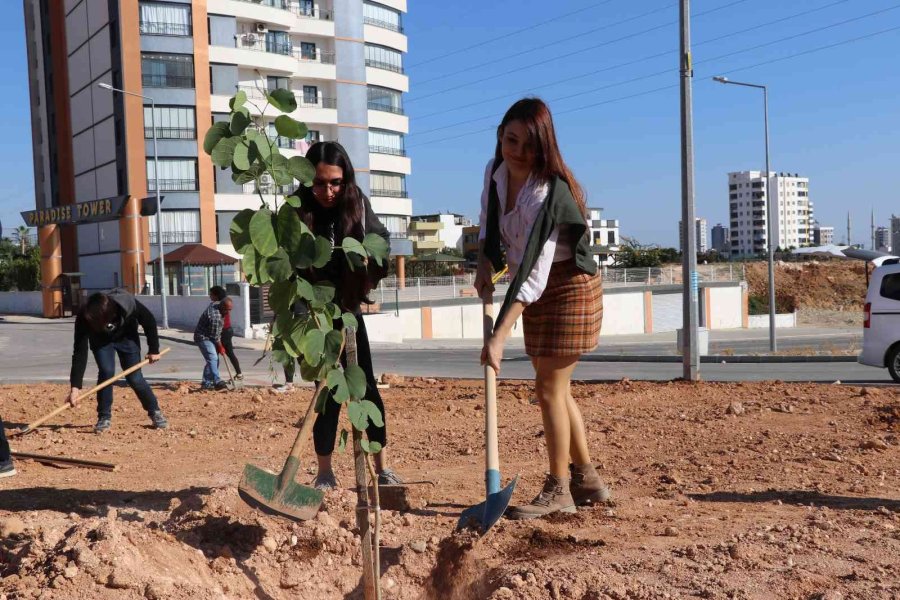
745,260,869,312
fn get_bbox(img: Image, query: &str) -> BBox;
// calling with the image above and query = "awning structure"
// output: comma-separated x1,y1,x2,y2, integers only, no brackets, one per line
148,243,238,266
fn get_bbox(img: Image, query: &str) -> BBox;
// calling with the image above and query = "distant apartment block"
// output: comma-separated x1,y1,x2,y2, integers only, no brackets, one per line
728,171,814,256
892,215,900,256
711,223,729,254
678,218,708,254
813,225,834,246
875,226,891,252
409,212,472,252
587,207,620,266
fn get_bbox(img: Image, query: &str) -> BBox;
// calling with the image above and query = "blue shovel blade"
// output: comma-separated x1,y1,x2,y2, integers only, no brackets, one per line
457,475,518,534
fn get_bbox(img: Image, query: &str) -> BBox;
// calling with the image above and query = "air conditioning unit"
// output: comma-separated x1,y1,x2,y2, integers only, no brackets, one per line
242,32,258,45
260,172,274,186
255,22,268,33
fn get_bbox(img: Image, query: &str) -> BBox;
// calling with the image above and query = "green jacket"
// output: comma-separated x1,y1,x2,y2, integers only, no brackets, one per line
483,161,597,328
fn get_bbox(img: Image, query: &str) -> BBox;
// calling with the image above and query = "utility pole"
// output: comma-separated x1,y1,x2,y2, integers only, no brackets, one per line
871,208,875,251
847,212,852,248
679,0,699,380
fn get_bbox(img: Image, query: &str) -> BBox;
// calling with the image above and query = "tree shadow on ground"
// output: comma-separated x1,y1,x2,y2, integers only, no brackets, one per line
688,490,899,512
0,486,214,514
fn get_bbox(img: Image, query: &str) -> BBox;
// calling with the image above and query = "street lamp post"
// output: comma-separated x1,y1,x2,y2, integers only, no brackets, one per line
98,83,168,329
713,76,776,352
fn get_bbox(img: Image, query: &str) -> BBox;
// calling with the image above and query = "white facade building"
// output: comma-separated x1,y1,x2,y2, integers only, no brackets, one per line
409,213,472,251
679,218,708,253
587,207,620,266
813,226,835,246
728,171,814,256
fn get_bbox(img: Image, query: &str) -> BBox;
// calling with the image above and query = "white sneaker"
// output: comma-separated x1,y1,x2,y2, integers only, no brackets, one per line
272,383,294,394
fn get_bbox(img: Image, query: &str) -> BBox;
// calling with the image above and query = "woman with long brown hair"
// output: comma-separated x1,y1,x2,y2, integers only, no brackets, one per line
475,98,609,519
289,141,402,489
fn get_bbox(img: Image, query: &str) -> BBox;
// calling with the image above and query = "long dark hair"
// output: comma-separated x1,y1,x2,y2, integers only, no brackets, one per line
494,97,587,217
82,293,119,333
295,141,371,310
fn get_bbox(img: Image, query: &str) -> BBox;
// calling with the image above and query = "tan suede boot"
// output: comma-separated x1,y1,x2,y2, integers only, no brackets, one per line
570,463,611,505
507,474,577,520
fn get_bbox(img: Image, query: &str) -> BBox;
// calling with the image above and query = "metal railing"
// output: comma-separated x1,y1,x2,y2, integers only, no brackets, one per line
235,86,336,108
232,0,333,20
363,16,403,33
370,189,408,198
369,145,406,156
601,264,745,286
235,37,336,64
365,59,404,74
139,22,191,36
142,73,194,88
242,182,293,195
147,178,198,192
149,231,201,244
367,101,404,115
144,126,196,140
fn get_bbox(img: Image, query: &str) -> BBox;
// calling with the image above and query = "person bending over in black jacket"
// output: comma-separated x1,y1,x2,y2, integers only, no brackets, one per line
67,290,168,433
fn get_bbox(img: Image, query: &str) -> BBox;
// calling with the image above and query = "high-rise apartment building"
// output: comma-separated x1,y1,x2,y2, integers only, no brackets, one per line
24,0,412,303
891,215,900,256
678,218,708,254
875,226,891,252
728,171,813,256
711,223,729,254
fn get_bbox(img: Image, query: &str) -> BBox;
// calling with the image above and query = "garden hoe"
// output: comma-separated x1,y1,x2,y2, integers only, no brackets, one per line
457,288,518,535
220,355,243,391
238,383,325,521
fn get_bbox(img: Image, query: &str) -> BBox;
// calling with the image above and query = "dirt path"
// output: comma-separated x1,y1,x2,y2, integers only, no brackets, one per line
0,379,897,600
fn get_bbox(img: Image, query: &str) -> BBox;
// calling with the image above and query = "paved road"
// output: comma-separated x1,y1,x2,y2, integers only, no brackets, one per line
0,317,891,385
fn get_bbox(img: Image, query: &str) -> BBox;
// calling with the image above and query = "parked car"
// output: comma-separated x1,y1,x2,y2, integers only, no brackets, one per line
858,259,900,382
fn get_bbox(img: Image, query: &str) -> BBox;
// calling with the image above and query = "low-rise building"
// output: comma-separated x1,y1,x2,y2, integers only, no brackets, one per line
587,207,620,266
409,212,472,251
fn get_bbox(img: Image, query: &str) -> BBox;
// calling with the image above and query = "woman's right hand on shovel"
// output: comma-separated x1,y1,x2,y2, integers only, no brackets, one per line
473,258,494,300
67,387,81,407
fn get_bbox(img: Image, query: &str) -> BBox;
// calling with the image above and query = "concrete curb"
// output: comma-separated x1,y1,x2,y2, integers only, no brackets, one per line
579,355,859,364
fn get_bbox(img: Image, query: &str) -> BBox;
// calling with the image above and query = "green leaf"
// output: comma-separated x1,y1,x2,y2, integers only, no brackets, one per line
274,115,307,140
230,89,247,111
323,329,343,366
230,110,251,136
232,164,265,185
300,329,326,363
249,209,278,257
288,157,315,185
345,365,367,401
326,368,350,403
266,248,293,282
211,137,239,168
267,279,296,315
233,141,251,170
302,359,329,384
341,312,358,330
342,236,366,258
361,440,382,454
203,122,231,154
290,235,316,270
296,278,316,301
362,233,390,267
338,429,349,452
229,209,255,254
312,235,332,269
241,247,270,285
252,134,272,161
360,399,384,427
277,204,308,256
325,303,342,319
285,195,302,208
269,154,294,186
347,400,368,431
267,88,298,113
310,283,336,309
315,384,330,412
271,348,293,368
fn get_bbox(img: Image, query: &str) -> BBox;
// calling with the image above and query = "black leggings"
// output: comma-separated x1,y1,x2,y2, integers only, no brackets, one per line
221,328,241,375
285,314,387,456
0,416,10,463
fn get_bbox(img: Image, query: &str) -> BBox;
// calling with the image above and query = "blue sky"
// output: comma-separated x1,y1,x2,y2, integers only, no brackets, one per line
1,1,898,246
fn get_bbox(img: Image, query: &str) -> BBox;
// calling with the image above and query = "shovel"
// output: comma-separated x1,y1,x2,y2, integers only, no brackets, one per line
457,296,518,534
238,383,325,521
220,353,243,391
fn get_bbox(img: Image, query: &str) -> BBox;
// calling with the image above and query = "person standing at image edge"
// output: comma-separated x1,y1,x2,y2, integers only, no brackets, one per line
475,97,610,520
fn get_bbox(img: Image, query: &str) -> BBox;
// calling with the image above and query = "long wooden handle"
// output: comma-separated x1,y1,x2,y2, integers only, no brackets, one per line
10,451,118,472
12,347,171,436
284,382,324,464
483,301,500,492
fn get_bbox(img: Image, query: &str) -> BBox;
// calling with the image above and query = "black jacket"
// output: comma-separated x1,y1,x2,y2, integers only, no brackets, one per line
69,291,160,388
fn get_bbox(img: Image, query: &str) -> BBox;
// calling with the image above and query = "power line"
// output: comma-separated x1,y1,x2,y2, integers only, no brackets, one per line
406,0,752,104
411,0,851,121
407,4,900,138
414,3,675,86
405,0,621,70
407,25,900,149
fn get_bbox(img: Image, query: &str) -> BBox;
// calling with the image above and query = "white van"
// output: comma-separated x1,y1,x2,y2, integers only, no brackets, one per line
858,260,900,382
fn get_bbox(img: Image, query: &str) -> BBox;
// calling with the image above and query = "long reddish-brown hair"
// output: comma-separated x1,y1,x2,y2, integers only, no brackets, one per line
494,97,587,217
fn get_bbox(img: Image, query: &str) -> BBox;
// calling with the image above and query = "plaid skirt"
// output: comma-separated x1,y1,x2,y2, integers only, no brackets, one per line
523,259,602,357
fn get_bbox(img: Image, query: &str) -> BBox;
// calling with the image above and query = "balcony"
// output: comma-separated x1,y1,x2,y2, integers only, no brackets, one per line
142,73,194,89
367,101,404,115
365,59,403,74
148,179,198,192
369,145,406,156
149,231,201,244
229,0,333,20
139,21,192,37
363,16,402,33
144,126,196,140
370,189,408,198
209,37,337,79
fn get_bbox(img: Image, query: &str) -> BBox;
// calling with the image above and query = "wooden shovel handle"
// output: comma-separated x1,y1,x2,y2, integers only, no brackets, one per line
12,347,171,436
285,382,324,463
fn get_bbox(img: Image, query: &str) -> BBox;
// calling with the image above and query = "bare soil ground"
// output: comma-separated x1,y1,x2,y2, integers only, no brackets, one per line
744,261,869,314
1,379,898,600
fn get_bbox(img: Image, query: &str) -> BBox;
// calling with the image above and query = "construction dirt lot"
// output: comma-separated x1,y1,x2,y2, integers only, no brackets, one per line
0,378,897,600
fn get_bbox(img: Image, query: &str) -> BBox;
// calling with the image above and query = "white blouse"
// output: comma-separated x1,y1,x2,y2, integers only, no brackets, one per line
478,159,572,304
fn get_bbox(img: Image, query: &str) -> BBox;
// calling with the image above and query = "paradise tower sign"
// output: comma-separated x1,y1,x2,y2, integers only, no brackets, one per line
20,195,129,227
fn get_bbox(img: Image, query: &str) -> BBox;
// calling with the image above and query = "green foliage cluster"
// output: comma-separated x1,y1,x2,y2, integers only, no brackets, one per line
203,87,390,453
0,239,40,292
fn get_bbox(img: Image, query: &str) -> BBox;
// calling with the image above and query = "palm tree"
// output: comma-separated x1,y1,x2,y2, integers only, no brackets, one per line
15,226,30,254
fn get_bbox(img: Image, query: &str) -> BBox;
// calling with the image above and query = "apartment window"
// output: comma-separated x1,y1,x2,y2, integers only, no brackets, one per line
265,31,292,55
306,130,322,143
267,76,290,92
370,171,407,197
367,86,403,114
369,129,405,156
380,214,409,239
146,158,198,191
139,2,191,36
141,53,194,88
303,85,318,104
300,42,317,60
365,44,403,73
267,124,295,149
148,210,201,244
143,106,196,139
363,1,402,32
